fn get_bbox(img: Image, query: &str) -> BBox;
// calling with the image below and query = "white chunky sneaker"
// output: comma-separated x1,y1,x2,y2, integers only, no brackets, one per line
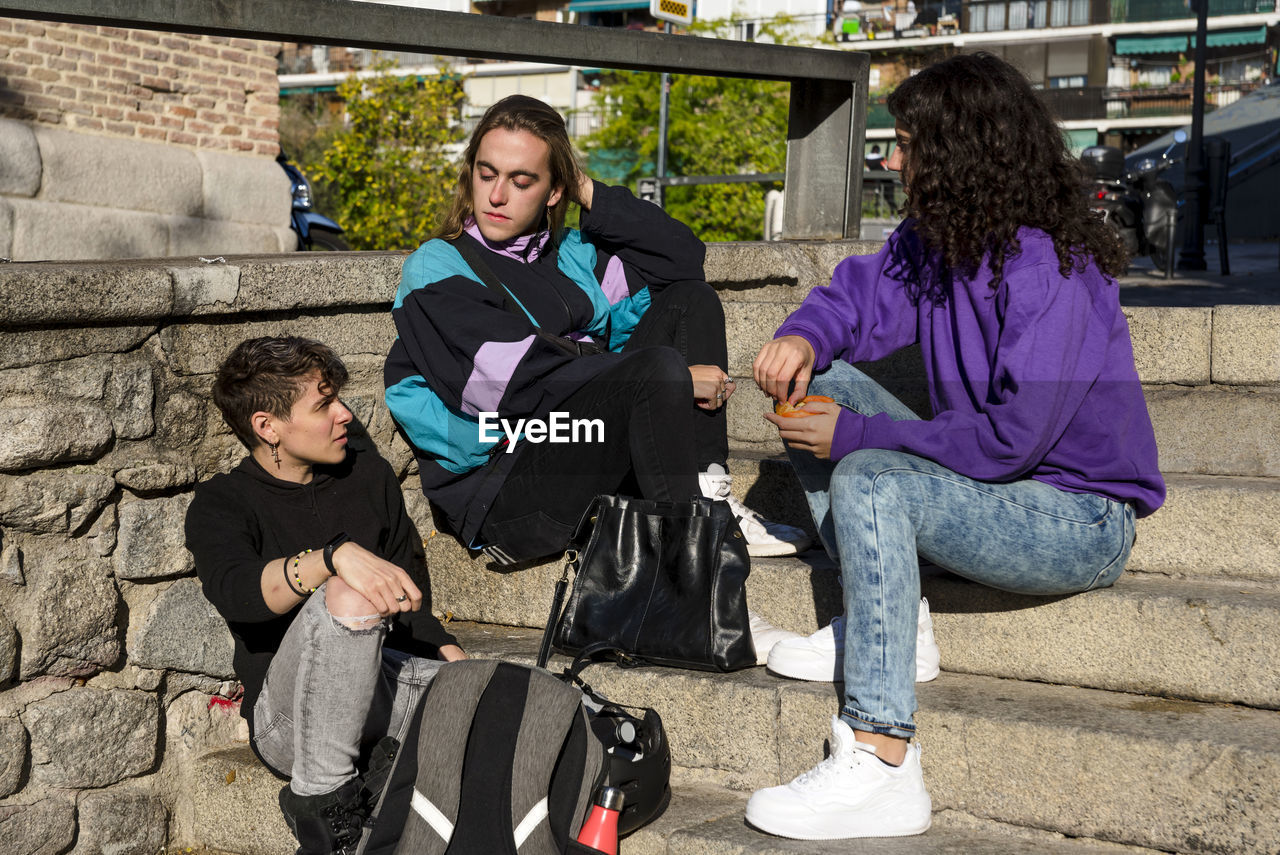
748,611,803,666
745,715,932,839
766,598,941,683
699,467,812,557
915,596,941,682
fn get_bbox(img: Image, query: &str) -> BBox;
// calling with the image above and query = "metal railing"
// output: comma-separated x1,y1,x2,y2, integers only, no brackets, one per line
1040,81,1268,121
1113,0,1275,23
0,0,870,240
960,0,1273,33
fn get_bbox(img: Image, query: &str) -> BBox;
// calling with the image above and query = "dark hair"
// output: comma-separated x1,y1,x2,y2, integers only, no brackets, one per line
435,94,583,245
212,336,348,449
886,52,1128,290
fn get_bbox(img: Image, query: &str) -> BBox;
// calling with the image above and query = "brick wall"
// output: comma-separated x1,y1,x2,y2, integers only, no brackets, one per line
0,18,280,156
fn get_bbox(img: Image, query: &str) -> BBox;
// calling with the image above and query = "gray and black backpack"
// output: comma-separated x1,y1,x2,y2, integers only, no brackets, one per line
360,658,670,855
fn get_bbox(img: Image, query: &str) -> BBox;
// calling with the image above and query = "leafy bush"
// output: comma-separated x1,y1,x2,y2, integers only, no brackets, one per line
307,58,467,251
581,17,800,242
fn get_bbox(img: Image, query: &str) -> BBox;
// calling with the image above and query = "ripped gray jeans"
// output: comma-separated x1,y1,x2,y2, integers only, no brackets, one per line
251,583,444,796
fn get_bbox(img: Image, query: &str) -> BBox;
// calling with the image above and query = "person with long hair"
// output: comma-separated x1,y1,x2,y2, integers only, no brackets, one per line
383,95,808,654
745,53,1165,839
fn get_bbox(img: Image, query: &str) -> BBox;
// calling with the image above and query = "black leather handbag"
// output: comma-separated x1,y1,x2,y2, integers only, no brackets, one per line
537,494,755,673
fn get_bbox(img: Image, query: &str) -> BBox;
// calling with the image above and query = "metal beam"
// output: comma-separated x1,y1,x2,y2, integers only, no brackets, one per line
783,77,865,241
0,0,870,238
0,0,861,82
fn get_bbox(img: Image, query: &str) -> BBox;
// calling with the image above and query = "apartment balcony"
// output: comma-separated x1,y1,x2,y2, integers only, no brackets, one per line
865,80,1267,128
966,0,1274,31
846,0,1277,43
1113,0,1276,23
1041,80,1268,120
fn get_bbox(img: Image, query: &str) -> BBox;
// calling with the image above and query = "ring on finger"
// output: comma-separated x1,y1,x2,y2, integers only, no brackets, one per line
395,594,408,602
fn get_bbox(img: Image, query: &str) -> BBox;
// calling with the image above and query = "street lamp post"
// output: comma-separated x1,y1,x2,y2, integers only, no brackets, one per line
1177,0,1210,270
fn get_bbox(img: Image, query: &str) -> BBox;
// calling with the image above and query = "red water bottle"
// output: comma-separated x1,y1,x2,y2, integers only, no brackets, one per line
576,785,624,855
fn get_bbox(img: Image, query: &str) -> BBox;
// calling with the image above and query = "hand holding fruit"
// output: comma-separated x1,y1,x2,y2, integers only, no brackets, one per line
764,395,840,460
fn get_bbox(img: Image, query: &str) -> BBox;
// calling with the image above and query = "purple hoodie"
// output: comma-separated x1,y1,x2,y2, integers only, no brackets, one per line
776,221,1165,517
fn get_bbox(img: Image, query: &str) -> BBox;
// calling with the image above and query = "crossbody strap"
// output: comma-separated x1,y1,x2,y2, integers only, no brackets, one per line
448,234,529,323
450,234,607,358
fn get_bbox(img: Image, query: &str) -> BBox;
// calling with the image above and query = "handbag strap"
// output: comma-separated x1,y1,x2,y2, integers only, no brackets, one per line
560,644,647,707
536,547,579,669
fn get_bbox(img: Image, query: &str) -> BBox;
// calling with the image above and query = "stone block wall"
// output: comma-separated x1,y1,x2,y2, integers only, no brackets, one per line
0,253,415,852
0,243,860,851
0,19,292,261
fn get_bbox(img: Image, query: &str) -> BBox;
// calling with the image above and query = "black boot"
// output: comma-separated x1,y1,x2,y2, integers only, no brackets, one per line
279,778,368,855
359,736,399,814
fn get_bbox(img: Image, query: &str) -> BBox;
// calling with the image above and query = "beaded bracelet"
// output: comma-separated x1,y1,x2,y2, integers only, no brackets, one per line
282,556,309,597
292,548,316,595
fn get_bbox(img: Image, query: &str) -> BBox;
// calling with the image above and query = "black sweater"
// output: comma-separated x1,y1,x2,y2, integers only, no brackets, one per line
185,447,457,728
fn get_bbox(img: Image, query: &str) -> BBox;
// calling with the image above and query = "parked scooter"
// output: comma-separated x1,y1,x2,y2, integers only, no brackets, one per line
1082,129,1187,273
278,151,349,251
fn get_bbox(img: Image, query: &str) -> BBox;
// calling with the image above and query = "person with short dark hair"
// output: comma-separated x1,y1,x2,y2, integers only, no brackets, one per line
186,335,463,855
747,52,1164,840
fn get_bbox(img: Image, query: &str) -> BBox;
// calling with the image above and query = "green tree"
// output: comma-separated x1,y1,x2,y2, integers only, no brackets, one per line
582,17,801,242
309,58,466,251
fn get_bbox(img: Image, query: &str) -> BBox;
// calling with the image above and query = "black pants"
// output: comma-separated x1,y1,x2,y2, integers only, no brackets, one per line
478,280,729,561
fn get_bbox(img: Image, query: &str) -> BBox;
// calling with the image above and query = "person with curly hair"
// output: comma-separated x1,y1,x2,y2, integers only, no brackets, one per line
745,52,1165,839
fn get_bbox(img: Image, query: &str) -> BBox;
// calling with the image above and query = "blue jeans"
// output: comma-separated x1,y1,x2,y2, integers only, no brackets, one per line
251,584,444,795
787,361,1136,739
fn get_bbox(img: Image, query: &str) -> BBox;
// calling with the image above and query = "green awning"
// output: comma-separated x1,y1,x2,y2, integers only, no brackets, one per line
1118,26,1268,54
1064,128,1099,157
1196,26,1268,48
568,0,650,11
1115,34,1188,55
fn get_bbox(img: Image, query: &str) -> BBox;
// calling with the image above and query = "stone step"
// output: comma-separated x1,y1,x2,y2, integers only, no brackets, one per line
417,497,1280,710
414,453,1280,601
722,378,1280,478
710,452,1280,583
449,623,1280,855
181,751,1159,855
719,300,1280,390
630,784,1164,855
719,301,1280,478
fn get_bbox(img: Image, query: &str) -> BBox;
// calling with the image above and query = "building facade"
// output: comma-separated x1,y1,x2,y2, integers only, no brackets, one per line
0,19,292,261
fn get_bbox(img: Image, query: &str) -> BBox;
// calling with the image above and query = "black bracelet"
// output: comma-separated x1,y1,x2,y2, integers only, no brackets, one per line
323,531,351,576
282,556,308,597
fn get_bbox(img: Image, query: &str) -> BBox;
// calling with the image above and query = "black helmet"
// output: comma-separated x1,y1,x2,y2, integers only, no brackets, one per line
589,703,672,836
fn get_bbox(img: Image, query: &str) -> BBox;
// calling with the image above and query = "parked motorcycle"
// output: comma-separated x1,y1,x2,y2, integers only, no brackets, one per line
1082,129,1187,273
278,151,350,251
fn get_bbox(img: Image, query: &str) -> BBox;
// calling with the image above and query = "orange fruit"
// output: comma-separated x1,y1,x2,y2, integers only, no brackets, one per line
774,395,834,417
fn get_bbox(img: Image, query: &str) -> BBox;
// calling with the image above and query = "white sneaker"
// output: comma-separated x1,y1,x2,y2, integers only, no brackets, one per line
916,597,940,682
748,611,802,666
745,715,932,839
766,598,941,683
699,467,812,557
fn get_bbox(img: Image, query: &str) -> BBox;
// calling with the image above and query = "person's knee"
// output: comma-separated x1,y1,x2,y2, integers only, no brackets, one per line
830,449,914,508
324,578,382,630
664,279,723,323
807,360,860,399
626,346,692,401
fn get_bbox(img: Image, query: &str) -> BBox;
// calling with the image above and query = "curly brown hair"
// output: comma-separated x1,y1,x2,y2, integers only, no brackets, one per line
886,52,1128,291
